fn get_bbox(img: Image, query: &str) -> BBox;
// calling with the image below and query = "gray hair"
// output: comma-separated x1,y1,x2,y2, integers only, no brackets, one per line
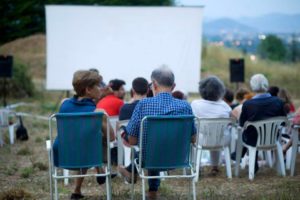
250,74,269,93
151,65,175,87
199,76,225,101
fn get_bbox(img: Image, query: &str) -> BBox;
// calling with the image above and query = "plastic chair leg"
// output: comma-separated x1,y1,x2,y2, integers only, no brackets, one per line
276,143,286,176
286,147,292,170
9,125,14,144
192,178,196,200
224,147,232,179
248,147,256,180
194,148,202,182
290,128,299,176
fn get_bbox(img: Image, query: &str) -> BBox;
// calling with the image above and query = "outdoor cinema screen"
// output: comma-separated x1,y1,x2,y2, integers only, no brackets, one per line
46,6,203,92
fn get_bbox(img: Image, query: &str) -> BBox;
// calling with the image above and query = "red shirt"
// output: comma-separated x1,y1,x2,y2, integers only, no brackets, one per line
96,95,124,116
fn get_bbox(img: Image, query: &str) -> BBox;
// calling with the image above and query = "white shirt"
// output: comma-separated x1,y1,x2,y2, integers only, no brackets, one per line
191,99,232,118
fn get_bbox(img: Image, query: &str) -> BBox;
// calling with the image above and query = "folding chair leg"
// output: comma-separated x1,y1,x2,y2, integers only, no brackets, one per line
248,147,256,180
54,178,58,200
105,168,112,200
142,177,146,200
224,147,232,179
276,143,286,176
63,170,69,185
130,151,135,200
192,178,196,200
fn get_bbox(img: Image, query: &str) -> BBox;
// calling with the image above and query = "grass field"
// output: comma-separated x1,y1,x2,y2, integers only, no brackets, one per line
0,34,300,199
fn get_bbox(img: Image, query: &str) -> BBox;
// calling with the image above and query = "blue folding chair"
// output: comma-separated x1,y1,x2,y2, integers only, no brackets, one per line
48,112,112,200
132,115,197,200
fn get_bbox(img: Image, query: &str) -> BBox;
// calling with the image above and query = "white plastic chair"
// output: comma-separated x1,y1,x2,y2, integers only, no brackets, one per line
193,118,234,182
116,120,130,166
235,116,287,180
288,124,300,176
0,109,18,146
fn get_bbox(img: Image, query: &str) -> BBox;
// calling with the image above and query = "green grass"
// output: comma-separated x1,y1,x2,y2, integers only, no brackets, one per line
20,167,34,178
16,147,32,156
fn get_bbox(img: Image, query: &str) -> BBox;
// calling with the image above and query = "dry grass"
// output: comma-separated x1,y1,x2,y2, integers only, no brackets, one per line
0,113,300,200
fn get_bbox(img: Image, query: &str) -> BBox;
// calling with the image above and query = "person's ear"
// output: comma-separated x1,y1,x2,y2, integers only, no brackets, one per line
171,83,176,92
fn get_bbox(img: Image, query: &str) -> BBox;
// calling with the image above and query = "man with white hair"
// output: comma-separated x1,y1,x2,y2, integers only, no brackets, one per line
118,66,195,199
234,74,286,173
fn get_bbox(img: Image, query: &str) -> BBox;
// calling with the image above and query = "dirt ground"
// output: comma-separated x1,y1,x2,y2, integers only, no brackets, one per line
0,116,300,200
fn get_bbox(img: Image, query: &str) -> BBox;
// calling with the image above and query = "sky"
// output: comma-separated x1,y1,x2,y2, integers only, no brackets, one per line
178,0,300,19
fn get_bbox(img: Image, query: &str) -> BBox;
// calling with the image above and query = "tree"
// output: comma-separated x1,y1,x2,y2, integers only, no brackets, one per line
0,0,173,45
286,34,300,63
257,34,286,61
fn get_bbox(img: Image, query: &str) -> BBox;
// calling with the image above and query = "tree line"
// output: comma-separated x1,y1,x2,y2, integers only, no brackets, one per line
0,0,173,45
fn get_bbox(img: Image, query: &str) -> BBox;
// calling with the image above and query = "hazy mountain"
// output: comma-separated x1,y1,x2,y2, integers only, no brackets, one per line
204,13,300,35
204,18,257,35
239,13,300,33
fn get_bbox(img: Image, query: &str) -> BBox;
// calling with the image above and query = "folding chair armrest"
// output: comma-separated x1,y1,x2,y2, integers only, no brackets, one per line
132,145,139,152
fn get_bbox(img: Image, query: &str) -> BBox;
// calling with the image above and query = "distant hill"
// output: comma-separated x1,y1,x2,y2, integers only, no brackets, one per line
204,13,300,35
240,13,300,33
204,18,257,35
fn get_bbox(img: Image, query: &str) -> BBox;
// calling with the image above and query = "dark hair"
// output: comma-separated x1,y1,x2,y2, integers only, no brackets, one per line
223,88,234,103
132,77,148,95
235,88,250,101
109,79,126,91
72,70,101,96
172,90,185,100
268,86,279,96
199,76,225,101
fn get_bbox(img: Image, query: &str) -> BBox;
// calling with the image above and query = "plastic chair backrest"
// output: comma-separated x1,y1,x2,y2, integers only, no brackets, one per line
55,112,104,169
244,116,287,148
140,115,194,170
197,118,234,148
0,109,10,127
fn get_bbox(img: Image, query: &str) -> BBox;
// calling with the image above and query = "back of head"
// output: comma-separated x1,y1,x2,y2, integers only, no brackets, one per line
250,74,269,93
278,88,291,103
268,86,279,96
72,70,101,96
109,79,126,91
172,90,185,100
199,76,225,101
223,88,234,104
235,88,250,101
132,77,148,95
151,65,175,87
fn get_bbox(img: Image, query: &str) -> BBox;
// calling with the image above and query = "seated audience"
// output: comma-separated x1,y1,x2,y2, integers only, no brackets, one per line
278,88,295,115
232,74,286,173
53,70,115,199
191,76,232,176
119,77,148,120
97,79,126,116
118,66,195,199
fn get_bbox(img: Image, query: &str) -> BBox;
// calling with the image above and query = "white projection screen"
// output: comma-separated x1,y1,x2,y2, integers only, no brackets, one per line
46,6,203,92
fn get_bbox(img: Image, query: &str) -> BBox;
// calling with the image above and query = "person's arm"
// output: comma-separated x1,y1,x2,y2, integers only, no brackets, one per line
95,108,115,141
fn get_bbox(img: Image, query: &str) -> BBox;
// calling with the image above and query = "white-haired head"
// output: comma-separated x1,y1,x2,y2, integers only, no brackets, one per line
250,74,269,93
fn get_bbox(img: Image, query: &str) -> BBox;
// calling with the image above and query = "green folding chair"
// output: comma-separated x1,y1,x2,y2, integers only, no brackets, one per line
132,115,197,200
48,112,112,200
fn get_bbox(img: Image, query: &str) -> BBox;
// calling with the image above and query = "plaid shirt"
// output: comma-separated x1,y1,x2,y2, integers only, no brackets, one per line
126,92,194,157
